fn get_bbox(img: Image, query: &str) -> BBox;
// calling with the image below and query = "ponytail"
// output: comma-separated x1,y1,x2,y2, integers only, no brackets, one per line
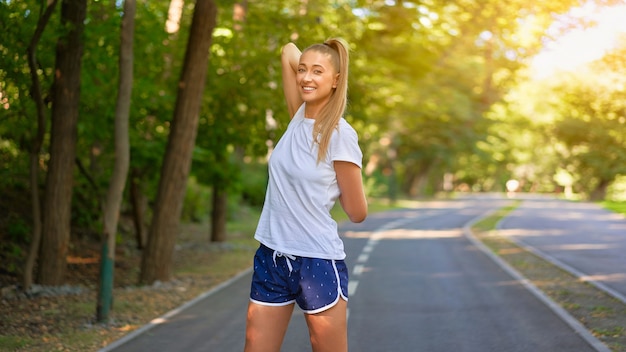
303,38,350,163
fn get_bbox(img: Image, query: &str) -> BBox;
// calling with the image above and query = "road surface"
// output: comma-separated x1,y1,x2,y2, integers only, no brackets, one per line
102,196,612,351
498,196,626,304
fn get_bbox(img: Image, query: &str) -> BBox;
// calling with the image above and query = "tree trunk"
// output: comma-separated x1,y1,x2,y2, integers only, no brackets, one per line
130,169,148,249
97,0,135,322
140,0,217,284
38,0,86,286
407,161,433,197
23,0,58,291
210,187,227,242
589,179,610,202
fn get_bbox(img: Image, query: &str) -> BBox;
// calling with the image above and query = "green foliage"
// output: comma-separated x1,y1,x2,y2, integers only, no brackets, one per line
182,176,212,223
363,169,395,199
0,243,23,275
0,0,610,203
606,176,626,202
239,161,268,208
2,214,30,274
547,60,626,199
0,138,29,189
602,199,626,215
0,0,57,191
348,0,584,196
182,161,267,223
2,0,625,283
7,215,30,241
0,335,31,350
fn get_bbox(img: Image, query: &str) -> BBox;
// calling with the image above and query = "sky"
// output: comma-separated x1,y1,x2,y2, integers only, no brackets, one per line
531,2,626,78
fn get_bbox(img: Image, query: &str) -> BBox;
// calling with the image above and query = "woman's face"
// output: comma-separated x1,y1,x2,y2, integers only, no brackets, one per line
297,50,339,107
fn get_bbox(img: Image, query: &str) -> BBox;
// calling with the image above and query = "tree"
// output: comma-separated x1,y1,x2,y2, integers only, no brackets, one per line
127,0,186,249
140,0,218,284
38,0,87,285
23,0,59,291
97,0,135,322
351,0,585,196
551,68,626,200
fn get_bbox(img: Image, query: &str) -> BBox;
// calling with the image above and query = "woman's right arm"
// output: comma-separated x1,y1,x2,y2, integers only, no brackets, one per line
335,161,368,223
281,43,303,119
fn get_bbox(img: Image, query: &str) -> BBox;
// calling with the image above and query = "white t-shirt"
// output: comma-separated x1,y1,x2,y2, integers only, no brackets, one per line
254,103,363,260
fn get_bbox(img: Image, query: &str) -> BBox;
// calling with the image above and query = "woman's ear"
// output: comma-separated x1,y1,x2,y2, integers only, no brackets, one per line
333,73,340,88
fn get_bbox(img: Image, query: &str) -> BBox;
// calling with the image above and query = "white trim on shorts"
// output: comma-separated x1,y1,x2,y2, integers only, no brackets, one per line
249,298,296,307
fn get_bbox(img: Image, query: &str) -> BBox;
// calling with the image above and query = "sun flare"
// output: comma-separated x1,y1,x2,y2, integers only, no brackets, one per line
532,3,626,78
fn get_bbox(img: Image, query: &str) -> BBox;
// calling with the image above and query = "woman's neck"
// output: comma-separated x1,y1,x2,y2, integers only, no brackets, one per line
304,102,324,120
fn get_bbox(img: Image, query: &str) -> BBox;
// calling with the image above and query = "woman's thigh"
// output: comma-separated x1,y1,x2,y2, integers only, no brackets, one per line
244,301,295,352
304,298,348,352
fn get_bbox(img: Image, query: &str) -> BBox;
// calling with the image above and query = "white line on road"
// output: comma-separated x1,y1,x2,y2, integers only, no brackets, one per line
348,216,417,301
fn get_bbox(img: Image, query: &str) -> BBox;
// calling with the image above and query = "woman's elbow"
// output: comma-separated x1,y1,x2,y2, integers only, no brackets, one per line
282,42,297,53
281,43,299,61
348,207,367,223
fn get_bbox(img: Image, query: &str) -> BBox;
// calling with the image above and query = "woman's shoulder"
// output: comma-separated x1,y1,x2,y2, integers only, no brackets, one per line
337,118,357,134
332,118,359,144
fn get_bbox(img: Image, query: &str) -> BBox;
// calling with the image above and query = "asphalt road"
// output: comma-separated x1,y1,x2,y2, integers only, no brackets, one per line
102,196,613,352
498,196,626,304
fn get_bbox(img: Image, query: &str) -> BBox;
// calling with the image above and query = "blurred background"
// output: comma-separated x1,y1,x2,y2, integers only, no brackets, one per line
0,0,625,339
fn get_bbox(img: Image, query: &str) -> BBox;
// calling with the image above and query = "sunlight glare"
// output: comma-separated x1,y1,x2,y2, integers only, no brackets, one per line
532,3,626,78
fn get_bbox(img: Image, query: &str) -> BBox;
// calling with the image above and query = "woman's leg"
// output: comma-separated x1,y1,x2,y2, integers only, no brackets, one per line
244,301,295,352
304,298,348,352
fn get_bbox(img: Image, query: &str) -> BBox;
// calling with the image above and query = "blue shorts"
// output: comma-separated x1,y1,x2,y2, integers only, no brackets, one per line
249,244,349,314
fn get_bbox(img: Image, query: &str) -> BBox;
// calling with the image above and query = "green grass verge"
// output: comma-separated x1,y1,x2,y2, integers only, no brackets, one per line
472,201,520,232
602,201,626,216
0,336,32,350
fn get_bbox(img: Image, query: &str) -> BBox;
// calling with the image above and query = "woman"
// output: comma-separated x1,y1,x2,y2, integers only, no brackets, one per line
244,38,367,352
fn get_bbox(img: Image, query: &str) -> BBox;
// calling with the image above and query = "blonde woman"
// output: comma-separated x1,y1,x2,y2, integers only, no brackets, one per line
244,38,367,352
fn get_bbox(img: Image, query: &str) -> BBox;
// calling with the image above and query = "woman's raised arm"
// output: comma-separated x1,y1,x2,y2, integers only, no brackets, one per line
281,43,303,119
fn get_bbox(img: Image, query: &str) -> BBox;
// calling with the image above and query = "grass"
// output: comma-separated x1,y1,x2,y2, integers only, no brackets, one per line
0,336,31,350
471,201,626,351
602,201,626,216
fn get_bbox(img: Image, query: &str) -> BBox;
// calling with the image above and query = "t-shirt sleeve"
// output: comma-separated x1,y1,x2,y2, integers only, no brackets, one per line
330,120,363,168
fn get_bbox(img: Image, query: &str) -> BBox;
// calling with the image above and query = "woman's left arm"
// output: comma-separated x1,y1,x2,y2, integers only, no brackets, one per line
335,161,368,223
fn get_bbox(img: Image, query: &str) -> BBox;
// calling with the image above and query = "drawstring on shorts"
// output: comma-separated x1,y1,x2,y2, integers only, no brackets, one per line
272,250,296,274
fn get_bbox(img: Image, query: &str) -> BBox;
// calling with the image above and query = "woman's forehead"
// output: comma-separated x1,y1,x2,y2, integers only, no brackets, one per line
299,50,334,69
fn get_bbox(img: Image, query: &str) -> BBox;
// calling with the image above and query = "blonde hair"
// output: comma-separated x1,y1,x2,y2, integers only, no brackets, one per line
303,38,350,163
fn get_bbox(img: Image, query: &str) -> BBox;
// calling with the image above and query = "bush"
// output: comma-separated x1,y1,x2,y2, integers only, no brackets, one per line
607,176,626,202
239,162,267,207
182,176,212,222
